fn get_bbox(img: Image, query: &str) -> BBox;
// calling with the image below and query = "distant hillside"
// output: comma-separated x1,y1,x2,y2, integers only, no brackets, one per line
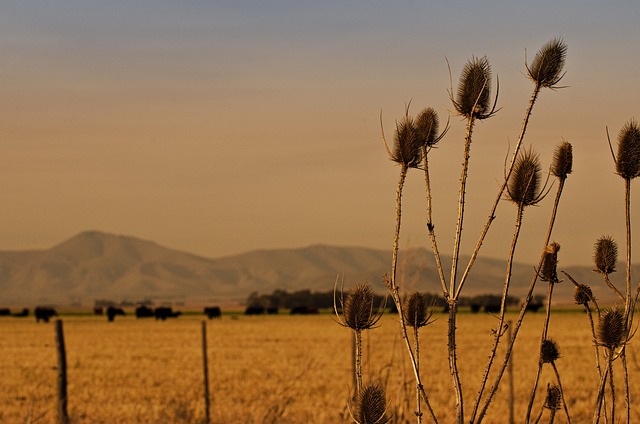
0,230,629,306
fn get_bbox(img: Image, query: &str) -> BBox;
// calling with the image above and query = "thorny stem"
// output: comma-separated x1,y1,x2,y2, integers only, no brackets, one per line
414,327,423,424
551,363,572,424
471,205,524,423
389,166,439,424
525,281,555,424
355,329,362,394
622,352,630,424
474,176,565,424
423,147,449,298
448,300,464,424
607,352,615,422
455,83,541,300
623,176,632,424
450,115,475,296
593,365,610,424
602,274,625,303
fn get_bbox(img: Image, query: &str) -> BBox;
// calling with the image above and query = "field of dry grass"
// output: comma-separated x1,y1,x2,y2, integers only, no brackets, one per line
1,310,639,423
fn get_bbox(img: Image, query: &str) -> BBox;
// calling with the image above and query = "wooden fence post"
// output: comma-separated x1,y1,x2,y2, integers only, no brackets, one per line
55,319,69,424
202,320,211,424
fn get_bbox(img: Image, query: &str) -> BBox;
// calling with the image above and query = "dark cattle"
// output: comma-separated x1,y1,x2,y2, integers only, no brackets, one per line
204,306,222,319
526,303,543,313
484,304,501,314
244,306,265,315
290,306,319,315
0,308,10,316
106,306,125,322
35,307,58,323
93,307,104,316
267,307,279,315
135,305,154,318
154,307,181,320
13,308,29,317
470,304,481,313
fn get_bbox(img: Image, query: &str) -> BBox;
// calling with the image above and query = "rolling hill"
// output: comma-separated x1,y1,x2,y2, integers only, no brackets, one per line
0,230,628,306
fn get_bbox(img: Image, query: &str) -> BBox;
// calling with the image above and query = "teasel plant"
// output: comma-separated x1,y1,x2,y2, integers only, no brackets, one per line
473,139,572,424
403,292,435,424
333,280,384,395
350,382,390,424
381,104,446,423
524,244,572,424
593,308,629,423
602,119,640,423
533,384,563,424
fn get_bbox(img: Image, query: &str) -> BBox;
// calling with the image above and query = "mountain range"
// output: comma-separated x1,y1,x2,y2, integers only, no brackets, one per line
0,230,630,307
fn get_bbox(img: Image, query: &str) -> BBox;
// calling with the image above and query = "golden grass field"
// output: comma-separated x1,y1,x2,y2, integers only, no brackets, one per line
1,310,639,423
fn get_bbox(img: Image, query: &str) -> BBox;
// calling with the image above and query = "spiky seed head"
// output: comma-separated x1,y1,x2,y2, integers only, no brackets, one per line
544,384,562,411
527,38,567,88
574,284,594,305
540,242,560,284
597,308,626,350
390,116,421,168
343,282,378,331
403,292,429,328
415,108,440,148
594,236,617,275
615,119,640,179
541,339,561,363
551,141,573,179
506,147,542,207
354,382,389,424
454,56,492,119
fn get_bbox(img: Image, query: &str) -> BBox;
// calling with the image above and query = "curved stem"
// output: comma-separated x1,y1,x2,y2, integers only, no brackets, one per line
471,205,524,422
551,363,571,424
415,327,423,424
455,84,541,299
448,300,464,424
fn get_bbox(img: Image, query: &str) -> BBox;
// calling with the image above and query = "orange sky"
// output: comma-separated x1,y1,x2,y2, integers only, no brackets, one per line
1,2,640,268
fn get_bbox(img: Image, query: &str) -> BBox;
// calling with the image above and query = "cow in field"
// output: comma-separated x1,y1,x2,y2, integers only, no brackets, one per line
93,307,104,315
13,308,29,317
35,307,58,323
0,308,10,316
106,306,125,322
526,303,544,313
484,304,501,314
244,306,265,315
154,307,181,320
204,306,221,319
135,305,154,318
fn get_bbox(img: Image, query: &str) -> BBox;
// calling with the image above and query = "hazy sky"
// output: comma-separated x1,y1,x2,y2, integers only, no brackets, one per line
2,1,640,268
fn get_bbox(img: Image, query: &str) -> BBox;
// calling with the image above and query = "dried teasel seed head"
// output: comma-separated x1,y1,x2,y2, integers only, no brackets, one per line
403,292,428,328
540,242,560,284
594,236,617,275
526,37,567,88
506,147,542,207
574,284,594,305
544,384,562,411
454,56,493,119
597,308,626,350
343,282,378,331
391,115,422,168
415,107,440,148
541,339,560,363
551,141,573,179
354,382,389,424
615,119,640,180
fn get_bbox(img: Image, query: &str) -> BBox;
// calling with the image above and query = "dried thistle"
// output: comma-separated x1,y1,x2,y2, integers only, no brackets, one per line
574,284,594,305
597,308,626,350
540,242,560,284
615,119,640,179
352,382,389,424
551,141,573,180
594,236,617,275
340,282,382,331
544,384,562,411
505,147,544,207
390,115,422,168
403,292,432,329
452,56,497,119
541,339,561,364
415,107,441,148
526,37,567,89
